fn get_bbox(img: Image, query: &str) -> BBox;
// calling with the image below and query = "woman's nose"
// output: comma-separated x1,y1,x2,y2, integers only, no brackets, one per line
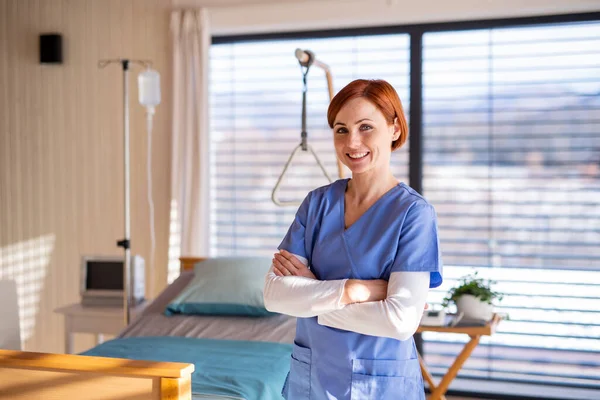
346,131,362,147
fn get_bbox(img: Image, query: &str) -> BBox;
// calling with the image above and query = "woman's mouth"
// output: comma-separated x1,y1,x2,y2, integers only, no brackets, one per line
347,152,369,160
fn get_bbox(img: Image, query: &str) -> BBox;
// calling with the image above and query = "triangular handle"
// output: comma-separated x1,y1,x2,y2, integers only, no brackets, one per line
272,144,333,207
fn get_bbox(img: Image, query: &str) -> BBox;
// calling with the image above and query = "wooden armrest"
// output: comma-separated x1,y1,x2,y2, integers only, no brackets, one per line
0,349,194,378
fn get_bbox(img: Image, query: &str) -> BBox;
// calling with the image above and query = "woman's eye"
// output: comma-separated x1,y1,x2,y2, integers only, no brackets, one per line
360,124,373,131
336,128,348,134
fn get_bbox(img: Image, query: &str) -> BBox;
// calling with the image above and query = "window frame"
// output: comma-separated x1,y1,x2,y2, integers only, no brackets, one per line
207,11,600,399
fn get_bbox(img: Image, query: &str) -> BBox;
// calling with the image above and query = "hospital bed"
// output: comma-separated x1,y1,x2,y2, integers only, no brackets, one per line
0,257,296,400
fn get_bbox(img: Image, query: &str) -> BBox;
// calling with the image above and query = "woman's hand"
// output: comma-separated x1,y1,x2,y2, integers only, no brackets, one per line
273,250,316,279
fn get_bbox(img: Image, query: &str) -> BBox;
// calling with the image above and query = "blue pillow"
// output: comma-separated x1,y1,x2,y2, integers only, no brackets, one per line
165,257,276,317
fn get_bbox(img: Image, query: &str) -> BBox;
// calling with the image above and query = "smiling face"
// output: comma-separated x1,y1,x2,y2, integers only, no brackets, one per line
333,97,399,175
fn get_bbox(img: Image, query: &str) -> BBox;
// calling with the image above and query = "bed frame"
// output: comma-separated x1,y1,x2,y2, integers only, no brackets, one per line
0,257,207,400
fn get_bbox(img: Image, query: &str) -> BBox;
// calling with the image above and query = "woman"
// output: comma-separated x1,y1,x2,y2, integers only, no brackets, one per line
263,79,443,400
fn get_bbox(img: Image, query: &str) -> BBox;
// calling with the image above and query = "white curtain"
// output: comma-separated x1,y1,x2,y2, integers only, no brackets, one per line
170,9,210,257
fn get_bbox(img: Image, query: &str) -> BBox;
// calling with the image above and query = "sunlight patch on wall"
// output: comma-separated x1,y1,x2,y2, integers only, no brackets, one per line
0,234,55,342
167,199,181,284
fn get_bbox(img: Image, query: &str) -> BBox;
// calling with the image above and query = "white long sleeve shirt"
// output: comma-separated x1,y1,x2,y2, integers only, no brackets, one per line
263,254,429,341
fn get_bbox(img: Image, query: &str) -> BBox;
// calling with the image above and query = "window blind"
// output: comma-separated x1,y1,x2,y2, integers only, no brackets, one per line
198,16,600,396
209,34,410,256
422,21,600,389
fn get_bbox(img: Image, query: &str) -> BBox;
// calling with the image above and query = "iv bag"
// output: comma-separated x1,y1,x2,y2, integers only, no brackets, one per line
138,68,161,107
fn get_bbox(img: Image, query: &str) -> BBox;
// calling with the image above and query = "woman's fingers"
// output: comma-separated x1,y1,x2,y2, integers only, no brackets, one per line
279,249,306,270
272,261,284,276
273,257,292,276
273,263,287,276
272,260,285,275
274,250,314,278
274,253,299,274
278,251,317,279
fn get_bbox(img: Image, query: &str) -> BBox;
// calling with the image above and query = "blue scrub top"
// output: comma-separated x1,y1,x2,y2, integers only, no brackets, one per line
278,178,443,400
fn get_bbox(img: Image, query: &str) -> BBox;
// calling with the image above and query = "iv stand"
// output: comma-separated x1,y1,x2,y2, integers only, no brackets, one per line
98,58,151,326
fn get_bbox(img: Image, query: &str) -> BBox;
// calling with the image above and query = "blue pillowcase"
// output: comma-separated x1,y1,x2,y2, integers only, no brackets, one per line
165,257,276,317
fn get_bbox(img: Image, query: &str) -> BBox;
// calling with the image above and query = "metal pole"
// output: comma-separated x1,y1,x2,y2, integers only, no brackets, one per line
98,58,152,326
301,73,308,151
122,60,131,326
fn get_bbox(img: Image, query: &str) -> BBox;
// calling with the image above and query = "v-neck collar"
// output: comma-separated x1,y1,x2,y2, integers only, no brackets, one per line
339,178,402,233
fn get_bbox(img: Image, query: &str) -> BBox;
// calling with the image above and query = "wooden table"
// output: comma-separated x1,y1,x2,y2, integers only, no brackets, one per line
417,313,502,400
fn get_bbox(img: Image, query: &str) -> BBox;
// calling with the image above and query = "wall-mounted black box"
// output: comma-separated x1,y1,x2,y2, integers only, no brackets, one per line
40,34,63,64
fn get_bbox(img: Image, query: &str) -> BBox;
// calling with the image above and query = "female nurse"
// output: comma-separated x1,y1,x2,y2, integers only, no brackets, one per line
263,79,443,400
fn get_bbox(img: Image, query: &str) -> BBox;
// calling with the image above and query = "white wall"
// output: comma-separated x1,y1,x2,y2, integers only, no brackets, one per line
0,0,172,354
174,0,600,35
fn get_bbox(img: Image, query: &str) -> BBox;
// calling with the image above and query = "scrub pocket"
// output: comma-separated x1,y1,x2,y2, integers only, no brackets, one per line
282,342,312,399
350,358,424,400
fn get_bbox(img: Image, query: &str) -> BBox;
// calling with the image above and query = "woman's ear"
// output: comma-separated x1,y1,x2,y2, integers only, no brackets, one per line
392,117,401,141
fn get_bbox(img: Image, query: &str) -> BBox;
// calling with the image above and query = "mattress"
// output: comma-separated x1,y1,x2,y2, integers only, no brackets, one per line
119,270,297,343
82,336,292,400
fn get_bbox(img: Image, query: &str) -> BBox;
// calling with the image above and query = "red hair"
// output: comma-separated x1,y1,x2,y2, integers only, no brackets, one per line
327,79,408,151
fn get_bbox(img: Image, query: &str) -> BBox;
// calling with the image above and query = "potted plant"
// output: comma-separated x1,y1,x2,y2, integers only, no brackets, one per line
442,271,503,321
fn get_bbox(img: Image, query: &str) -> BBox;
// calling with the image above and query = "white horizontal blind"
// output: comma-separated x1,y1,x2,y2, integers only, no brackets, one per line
209,35,410,256
422,21,600,388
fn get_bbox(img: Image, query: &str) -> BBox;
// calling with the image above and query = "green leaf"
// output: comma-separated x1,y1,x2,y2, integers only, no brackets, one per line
442,270,504,308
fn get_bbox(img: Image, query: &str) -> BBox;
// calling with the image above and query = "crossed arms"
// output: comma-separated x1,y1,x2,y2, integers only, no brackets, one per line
263,251,429,341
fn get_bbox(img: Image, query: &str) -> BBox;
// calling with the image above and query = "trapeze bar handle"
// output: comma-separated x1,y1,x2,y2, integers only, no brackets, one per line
272,144,333,207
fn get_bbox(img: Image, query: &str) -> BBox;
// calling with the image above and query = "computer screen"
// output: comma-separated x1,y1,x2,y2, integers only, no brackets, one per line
86,261,123,290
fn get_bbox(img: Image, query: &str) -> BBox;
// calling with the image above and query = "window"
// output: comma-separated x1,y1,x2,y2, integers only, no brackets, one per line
205,14,600,396
422,21,600,388
209,34,410,256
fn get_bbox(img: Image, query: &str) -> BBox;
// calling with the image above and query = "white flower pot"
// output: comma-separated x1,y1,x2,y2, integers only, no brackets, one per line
455,294,494,321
